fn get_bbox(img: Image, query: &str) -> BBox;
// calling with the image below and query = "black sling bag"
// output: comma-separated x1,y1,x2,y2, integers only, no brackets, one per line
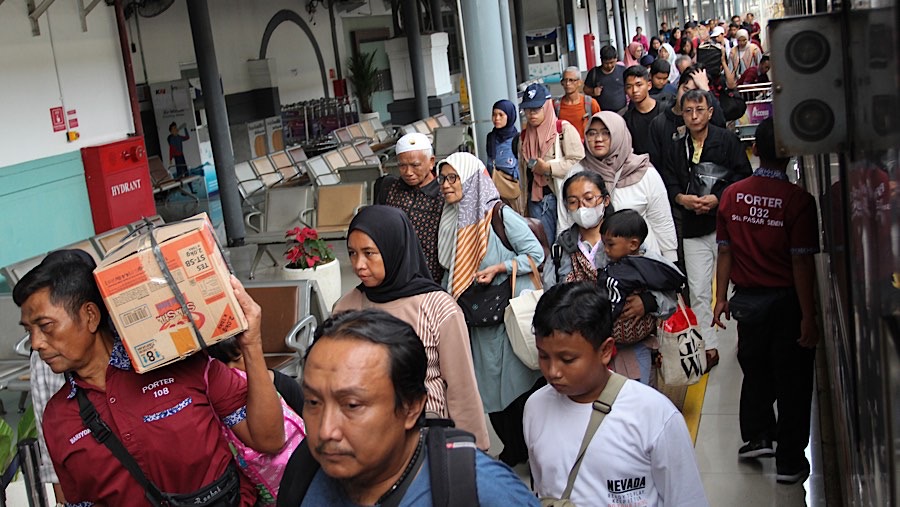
75,389,241,507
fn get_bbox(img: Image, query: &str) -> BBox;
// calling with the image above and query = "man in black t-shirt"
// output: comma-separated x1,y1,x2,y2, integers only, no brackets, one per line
584,45,627,113
622,65,671,156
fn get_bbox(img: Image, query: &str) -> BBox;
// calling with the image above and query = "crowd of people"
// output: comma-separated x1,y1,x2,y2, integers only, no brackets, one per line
11,12,822,506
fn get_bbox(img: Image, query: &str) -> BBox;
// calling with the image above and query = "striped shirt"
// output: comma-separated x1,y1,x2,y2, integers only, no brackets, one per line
334,289,490,449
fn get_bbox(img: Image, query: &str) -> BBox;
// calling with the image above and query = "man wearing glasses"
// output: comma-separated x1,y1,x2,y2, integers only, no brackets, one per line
556,67,600,140
660,88,752,371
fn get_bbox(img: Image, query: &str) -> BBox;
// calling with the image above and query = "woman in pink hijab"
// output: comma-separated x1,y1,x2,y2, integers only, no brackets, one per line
624,41,644,68
519,82,585,239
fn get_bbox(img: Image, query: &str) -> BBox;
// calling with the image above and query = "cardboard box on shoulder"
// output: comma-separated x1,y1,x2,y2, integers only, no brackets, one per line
94,213,248,373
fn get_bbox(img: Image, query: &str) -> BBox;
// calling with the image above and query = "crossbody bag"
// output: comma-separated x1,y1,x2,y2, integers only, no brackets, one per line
75,389,241,506
540,372,627,506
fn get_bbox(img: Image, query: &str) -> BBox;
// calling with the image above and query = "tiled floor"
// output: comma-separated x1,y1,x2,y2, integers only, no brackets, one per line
696,325,828,506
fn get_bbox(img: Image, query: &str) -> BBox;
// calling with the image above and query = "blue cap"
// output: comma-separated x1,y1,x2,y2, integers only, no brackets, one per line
520,83,551,109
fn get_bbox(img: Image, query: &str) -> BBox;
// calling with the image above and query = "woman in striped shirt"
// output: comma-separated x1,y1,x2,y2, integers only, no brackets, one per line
333,205,490,449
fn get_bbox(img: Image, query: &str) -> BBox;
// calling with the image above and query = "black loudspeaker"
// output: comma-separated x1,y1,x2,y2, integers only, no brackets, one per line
769,13,846,156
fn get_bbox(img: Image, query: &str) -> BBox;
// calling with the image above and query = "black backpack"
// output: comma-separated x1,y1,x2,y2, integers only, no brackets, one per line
696,43,723,80
276,424,479,507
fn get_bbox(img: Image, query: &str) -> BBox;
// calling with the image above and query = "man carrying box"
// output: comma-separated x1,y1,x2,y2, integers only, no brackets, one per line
14,251,285,506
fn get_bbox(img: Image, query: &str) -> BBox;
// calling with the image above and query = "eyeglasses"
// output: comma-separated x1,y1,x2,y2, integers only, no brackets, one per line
561,78,580,84
585,129,611,140
565,194,602,208
438,173,460,185
682,107,709,116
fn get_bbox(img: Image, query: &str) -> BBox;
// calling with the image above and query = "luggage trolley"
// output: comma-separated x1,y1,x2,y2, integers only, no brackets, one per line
733,83,773,142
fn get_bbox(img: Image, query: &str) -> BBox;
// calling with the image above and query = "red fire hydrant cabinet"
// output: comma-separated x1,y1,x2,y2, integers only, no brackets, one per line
82,137,157,234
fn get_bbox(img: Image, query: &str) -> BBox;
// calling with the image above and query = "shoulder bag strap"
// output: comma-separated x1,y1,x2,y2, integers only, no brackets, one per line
559,372,628,500
490,202,514,252
276,440,321,506
75,388,167,505
526,255,543,290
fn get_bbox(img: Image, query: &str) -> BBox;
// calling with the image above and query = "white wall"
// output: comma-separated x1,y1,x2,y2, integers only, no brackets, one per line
572,0,597,71
0,2,132,168
130,0,345,103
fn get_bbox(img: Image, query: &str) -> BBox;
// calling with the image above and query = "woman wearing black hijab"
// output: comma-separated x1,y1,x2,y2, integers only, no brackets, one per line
333,205,490,448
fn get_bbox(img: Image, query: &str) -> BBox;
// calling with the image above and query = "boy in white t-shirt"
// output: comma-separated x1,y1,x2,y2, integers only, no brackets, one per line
525,282,708,506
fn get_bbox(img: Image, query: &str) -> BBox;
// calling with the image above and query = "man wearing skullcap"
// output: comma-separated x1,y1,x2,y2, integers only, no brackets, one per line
375,132,445,281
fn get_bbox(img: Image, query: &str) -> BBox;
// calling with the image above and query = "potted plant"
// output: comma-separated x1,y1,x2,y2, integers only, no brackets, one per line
347,50,380,120
283,227,341,309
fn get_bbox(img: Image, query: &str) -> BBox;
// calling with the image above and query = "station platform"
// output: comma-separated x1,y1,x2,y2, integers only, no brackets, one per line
1,193,832,505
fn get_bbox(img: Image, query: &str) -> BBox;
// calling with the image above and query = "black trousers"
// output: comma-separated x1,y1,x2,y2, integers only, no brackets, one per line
488,378,546,464
736,287,815,469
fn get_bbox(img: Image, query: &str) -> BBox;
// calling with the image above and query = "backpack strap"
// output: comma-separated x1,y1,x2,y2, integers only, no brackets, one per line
583,95,593,118
490,202,515,252
427,427,479,507
551,243,564,276
556,119,563,135
276,440,321,507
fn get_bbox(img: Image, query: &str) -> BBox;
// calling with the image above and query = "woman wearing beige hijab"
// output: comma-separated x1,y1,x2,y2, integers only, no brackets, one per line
729,28,762,81
564,111,677,260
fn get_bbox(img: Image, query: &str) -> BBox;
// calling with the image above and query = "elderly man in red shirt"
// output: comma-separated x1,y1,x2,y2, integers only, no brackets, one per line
713,117,819,486
14,251,285,506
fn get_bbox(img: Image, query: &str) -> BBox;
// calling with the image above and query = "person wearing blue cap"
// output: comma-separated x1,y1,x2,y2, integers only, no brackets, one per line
519,82,585,240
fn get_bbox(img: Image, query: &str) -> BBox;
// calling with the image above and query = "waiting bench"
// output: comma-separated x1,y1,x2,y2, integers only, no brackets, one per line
243,279,330,379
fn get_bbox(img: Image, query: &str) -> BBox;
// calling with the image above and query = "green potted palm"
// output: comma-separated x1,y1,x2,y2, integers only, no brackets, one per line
347,50,380,120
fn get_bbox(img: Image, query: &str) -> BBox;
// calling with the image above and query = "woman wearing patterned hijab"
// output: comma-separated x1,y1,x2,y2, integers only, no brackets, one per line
436,152,544,467
334,205,490,448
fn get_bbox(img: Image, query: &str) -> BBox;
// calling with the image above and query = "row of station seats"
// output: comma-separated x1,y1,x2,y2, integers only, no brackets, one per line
232,112,467,278
147,159,202,204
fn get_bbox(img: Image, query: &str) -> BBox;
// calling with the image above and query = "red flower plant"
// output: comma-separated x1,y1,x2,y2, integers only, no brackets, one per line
284,227,336,269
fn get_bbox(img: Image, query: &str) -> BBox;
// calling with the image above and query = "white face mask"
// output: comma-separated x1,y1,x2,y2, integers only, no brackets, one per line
570,205,605,229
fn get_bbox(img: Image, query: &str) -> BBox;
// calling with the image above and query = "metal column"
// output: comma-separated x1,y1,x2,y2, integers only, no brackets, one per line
647,0,659,40
186,0,246,245
677,0,686,26
611,0,625,58
459,0,514,160
512,0,530,84
402,0,429,120
498,0,518,98
595,0,612,47
430,0,444,31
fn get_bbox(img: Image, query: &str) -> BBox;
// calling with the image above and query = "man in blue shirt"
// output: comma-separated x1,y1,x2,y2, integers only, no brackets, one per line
290,309,539,506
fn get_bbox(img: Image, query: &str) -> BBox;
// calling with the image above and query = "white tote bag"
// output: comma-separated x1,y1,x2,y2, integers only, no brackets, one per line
658,296,707,386
504,257,543,370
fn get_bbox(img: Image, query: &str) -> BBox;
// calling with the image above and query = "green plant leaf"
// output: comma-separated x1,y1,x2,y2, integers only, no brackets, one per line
347,51,380,113
0,419,15,473
17,405,38,443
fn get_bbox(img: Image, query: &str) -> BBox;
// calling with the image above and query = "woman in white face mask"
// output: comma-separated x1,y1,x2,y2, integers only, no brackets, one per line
544,170,680,385
562,111,678,262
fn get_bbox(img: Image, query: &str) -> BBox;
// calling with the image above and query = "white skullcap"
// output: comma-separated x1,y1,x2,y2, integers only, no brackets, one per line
395,132,432,154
